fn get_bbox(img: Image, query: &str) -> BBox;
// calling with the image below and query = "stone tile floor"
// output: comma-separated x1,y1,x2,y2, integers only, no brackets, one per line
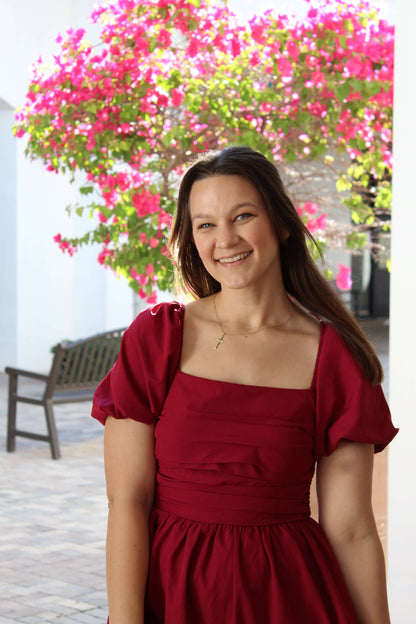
0,318,390,623
0,392,108,623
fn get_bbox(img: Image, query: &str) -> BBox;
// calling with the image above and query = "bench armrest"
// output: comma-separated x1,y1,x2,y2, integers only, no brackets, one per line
5,366,49,382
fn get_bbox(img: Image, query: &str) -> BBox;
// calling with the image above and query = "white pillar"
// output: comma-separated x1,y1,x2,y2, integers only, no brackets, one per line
388,1,416,620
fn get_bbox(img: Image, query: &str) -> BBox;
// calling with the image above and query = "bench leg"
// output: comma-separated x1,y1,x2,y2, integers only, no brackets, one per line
44,400,61,460
7,373,18,452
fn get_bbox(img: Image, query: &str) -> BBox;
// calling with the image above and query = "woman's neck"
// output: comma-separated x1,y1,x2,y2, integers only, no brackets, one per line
213,287,295,334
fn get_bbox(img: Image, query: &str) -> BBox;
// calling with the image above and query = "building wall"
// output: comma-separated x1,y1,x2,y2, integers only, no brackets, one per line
388,0,416,619
0,0,133,372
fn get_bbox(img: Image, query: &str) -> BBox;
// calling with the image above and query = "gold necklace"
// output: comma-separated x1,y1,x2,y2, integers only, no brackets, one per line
212,293,293,350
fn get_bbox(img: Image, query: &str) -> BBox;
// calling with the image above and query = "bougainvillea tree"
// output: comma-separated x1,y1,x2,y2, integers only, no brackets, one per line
14,0,393,302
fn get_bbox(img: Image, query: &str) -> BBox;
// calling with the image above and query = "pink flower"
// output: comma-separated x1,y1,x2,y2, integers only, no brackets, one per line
158,210,172,227
98,248,112,265
145,263,154,276
304,201,319,215
345,56,363,76
336,264,353,290
115,171,130,191
277,57,293,77
306,218,318,233
53,234,62,243
171,87,184,107
316,213,327,230
146,293,158,304
286,40,299,62
158,28,172,48
231,38,241,57
250,23,265,44
149,237,159,248
132,190,159,217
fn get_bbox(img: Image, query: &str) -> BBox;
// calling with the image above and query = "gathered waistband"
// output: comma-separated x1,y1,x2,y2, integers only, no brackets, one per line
154,482,310,526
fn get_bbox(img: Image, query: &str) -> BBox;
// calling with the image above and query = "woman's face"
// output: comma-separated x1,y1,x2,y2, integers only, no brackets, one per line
189,175,282,292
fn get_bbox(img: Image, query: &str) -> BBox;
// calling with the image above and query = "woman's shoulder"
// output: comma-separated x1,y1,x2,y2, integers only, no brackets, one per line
128,300,185,334
315,321,366,383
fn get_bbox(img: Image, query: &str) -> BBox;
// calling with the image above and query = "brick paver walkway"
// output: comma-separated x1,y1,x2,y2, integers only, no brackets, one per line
0,391,108,623
0,319,390,623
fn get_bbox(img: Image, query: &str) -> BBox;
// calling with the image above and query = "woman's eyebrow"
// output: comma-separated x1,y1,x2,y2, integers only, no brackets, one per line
191,202,258,222
191,213,212,222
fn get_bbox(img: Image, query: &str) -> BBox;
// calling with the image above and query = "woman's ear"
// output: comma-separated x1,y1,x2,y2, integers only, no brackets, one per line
280,228,290,242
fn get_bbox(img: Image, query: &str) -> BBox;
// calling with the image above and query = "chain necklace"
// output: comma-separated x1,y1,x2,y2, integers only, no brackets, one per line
212,293,293,350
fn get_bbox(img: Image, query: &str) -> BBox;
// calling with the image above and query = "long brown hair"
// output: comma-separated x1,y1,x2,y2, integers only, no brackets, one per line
168,146,383,384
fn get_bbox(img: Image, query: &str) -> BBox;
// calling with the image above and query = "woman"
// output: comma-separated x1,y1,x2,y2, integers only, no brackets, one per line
92,146,398,624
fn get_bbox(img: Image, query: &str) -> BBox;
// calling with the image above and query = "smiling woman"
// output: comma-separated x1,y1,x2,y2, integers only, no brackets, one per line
93,146,398,624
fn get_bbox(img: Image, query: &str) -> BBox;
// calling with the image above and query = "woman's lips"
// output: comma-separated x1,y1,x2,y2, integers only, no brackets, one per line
216,251,252,264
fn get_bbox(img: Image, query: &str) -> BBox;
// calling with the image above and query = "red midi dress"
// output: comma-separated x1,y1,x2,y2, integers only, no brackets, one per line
92,301,398,624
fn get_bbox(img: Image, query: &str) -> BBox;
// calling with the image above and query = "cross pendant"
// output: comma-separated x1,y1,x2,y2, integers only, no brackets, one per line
214,333,225,350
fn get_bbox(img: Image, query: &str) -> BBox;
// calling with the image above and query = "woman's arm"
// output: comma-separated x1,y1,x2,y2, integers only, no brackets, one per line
316,441,390,624
104,416,156,624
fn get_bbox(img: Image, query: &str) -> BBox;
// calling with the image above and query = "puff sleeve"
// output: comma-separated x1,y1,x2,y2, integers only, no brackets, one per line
91,301,184,426
314,323,398,461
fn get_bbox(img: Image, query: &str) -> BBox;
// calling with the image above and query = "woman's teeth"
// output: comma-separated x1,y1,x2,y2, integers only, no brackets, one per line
218,252,250,264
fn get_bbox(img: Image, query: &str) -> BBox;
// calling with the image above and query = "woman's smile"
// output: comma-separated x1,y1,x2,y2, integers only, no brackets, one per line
216,251,252,265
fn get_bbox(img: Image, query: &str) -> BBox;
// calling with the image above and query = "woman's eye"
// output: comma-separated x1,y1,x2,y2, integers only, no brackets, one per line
197,222,213,230
235,213,252,221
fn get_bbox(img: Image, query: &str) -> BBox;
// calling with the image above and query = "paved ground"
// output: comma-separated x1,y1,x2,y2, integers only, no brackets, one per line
0,389,108,623
0,319,390,623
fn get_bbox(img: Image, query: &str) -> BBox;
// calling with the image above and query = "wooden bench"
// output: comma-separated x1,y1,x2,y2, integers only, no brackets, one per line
5,327,125,459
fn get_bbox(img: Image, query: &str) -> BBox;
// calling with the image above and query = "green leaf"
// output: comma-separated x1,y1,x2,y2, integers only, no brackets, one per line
79,185,94,195
346,232,367,250
336,176,352,192
335,83,350,101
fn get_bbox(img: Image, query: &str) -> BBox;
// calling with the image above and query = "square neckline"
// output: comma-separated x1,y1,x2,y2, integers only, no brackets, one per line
176,302,325,392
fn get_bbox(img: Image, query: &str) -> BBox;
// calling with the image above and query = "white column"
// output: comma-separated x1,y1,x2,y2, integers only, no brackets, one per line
388,1,416,620
0,103,17,366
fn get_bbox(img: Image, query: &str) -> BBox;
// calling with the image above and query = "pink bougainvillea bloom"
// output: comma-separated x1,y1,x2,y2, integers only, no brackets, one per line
306,218,318,233
304,201,319,215
53,234,62,243
171,88,184,107
231,37,241,57
158,209,172,227
336,264,353,290
149,237,159,248
277,57,293,77
316,213,327,230
287,40,300,62
98,249,112,265
345,56,363,76
145,263,154,276
115,171,130,191
146,293,158,304
137,273,149,285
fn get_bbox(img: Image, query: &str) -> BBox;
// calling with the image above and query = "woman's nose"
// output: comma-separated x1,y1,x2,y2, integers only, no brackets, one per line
215,225,239,248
